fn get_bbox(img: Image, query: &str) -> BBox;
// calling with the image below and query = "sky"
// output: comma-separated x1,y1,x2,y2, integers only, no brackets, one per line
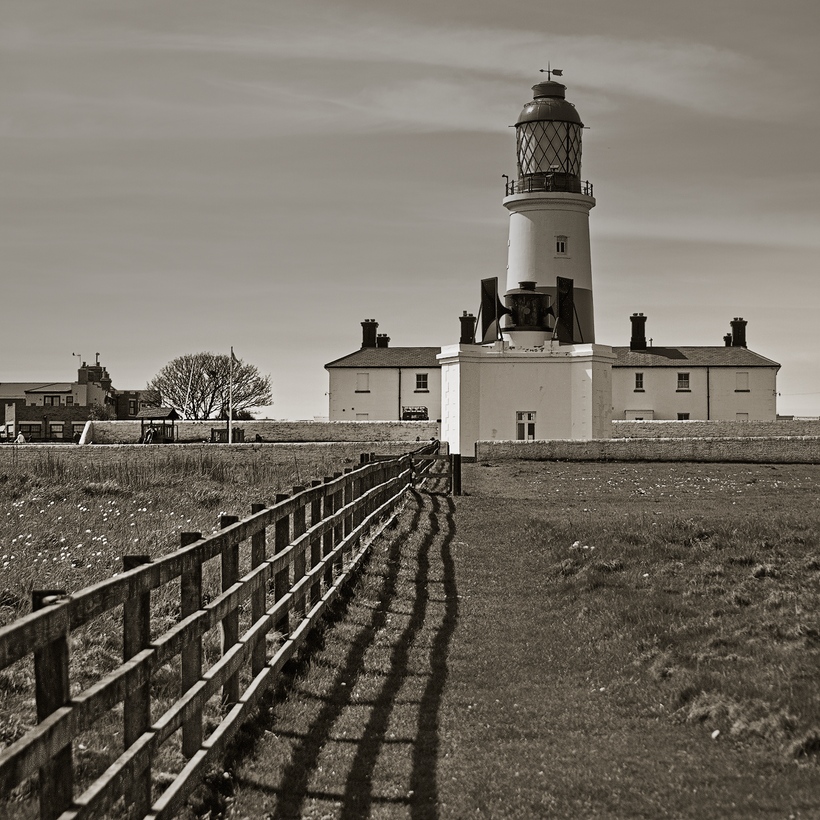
2,0,819,419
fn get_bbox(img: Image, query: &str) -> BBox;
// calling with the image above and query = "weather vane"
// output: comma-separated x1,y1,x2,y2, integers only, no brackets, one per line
540,63,563,80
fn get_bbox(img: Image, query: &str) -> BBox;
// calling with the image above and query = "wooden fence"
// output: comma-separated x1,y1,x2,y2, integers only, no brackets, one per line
0,443,441,820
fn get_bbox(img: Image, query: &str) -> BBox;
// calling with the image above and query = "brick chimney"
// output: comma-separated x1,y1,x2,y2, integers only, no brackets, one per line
376,333,390,349
629,313,647,351
361,319,378,349
730,317,747,348
459,311,476,344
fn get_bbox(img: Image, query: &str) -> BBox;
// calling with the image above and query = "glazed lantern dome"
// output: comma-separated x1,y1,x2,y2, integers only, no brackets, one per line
515,81,585,194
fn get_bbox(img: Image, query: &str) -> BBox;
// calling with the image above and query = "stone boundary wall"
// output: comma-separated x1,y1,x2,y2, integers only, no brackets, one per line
86,419,441,445
477,437,820,464
0,441,425,473
613,420,820,439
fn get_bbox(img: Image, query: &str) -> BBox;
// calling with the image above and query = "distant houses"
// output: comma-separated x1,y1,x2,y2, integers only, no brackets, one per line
1,357,154,441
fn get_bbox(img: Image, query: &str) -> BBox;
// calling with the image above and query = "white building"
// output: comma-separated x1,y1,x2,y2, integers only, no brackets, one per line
325,320,441,421
611,314,779,421
440,341,613,453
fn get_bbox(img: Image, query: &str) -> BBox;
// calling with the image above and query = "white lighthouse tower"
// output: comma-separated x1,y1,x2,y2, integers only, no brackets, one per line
503,78,596,343
439,76,613,457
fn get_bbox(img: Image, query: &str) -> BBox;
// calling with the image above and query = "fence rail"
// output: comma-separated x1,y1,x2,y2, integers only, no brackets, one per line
0,442,442,820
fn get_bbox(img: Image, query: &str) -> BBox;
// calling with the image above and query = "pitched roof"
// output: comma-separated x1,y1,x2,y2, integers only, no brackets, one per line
24,383,74,393
325,347,441,369
136,407,180,420
611,347,780,368
0,382,74,398
0,383,45,399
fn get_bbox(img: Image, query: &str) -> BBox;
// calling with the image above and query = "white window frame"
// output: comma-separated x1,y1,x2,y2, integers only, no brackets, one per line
516,411,536,441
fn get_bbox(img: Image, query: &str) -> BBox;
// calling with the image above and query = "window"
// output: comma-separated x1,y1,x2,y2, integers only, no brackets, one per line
44,395,61,406
677,372,690,391
49,423,64,439
355,373,369,393
66,396,74,406
516,411,536,441
634,372,644,391
735,372,749,392
415,373,428,392
555,235,567,255
128,399,137,416
73,424,86,435
677,413,690,420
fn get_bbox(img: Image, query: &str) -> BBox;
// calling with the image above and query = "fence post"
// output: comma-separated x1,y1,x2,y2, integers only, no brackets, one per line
451,453,462,496
122,555,152,818
343,468,354,567
250,504,267,677
353,468,365,531
219,514,241,709
361,463,374,535
323,477,335,590
310,480,323,605
332,473,344,579
291,487,307,621
32,590,72,820
274,494,291,636
180,531,203,758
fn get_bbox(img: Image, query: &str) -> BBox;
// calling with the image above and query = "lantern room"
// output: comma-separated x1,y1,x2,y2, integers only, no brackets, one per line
514,81,586,195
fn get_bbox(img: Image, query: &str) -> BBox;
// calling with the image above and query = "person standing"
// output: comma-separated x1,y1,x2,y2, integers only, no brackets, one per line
15,432,26,444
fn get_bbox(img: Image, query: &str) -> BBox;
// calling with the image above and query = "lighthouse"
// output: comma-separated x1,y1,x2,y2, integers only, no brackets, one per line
503,79,596,343
439,76,614,456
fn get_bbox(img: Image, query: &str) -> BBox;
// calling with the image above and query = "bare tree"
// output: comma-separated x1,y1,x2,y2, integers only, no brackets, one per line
146,352,272,420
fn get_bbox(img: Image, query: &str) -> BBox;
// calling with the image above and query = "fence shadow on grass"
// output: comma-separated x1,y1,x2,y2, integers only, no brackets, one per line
238,488,457,819
408,493,458,820
337,492,457,820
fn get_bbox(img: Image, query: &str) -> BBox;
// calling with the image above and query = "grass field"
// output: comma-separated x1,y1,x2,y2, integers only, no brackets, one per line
220,460,820,819
3,456,819,818
468,460,820,757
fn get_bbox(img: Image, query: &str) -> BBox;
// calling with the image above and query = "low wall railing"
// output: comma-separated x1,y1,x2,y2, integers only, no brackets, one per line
0,442,440,820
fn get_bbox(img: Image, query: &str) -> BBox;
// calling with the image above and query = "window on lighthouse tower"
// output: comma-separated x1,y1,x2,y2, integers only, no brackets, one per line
556,235,568,255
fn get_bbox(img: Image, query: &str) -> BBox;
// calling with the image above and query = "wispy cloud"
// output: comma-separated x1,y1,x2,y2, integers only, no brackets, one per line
0,7,797,141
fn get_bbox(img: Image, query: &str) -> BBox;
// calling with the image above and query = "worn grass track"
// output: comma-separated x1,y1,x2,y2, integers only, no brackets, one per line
219,462,819,820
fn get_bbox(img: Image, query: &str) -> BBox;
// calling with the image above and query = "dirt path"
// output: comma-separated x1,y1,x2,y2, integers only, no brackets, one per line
221,481,818,819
